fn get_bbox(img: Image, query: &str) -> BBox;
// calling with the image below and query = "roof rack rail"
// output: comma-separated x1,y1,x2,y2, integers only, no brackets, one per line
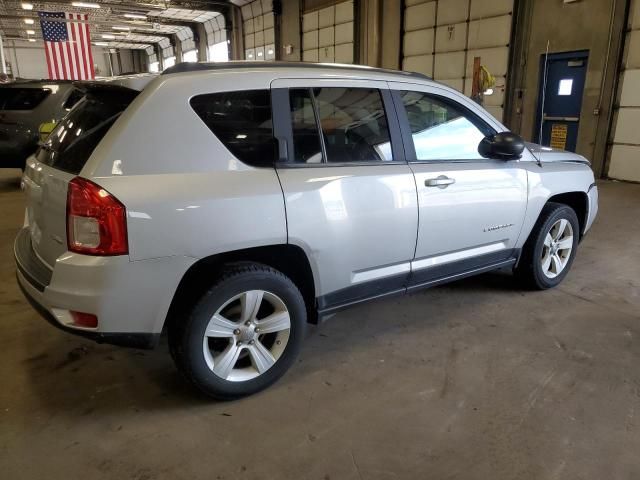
161,61,432,81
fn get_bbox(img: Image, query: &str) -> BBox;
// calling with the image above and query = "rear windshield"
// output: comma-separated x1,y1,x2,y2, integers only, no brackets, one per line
36,89,137,174
190,90,275,167
0,88,50,110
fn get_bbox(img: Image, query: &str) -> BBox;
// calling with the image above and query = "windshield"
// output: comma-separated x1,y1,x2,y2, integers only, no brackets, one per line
36,89,137,174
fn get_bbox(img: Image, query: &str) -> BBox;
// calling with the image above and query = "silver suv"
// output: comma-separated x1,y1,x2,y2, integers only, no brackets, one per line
15,62,598,399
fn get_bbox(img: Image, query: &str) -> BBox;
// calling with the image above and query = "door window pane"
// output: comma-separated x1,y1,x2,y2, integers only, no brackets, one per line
315,87,392,163
289,89,323,163
558,78,573,96
399,91,494,161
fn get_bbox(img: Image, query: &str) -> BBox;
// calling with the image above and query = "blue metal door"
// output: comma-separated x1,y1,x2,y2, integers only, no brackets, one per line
535,50,589,152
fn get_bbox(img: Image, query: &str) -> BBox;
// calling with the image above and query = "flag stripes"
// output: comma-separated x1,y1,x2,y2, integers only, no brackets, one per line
39,11,95,80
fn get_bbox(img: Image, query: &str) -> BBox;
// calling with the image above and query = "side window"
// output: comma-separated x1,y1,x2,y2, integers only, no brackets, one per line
0,88,50,110
190,90,275,168
290,89,323,163
399,90,495,161
63,89,85,110
288,87,393,164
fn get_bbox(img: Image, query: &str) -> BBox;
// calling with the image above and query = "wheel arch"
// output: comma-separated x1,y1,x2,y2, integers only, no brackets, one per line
546,191,589,237
164,244,318,331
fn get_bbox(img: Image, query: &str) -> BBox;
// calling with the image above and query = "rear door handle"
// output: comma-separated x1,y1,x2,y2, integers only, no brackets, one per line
425,176,455,188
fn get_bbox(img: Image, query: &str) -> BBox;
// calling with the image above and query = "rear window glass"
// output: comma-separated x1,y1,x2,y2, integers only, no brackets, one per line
63,89,85,110
0,88,50,110
36,89,137,174
190,90,275,167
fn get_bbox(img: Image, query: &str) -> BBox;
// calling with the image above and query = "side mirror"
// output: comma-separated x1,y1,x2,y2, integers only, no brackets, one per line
478,132,525,160
39,121,57,142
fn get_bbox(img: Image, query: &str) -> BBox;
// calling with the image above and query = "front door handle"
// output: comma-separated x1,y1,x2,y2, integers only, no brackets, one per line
425,176,455,189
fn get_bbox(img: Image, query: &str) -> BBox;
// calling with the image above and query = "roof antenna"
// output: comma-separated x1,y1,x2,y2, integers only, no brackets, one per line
534,40,550,167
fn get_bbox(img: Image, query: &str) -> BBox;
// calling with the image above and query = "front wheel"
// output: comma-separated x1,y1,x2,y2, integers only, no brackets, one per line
515,202,580,290
169,263,307,400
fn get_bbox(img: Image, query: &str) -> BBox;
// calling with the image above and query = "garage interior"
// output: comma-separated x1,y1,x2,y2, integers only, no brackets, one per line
1,0,640,478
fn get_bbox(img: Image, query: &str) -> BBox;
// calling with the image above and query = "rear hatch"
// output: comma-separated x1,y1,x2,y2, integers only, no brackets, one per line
22,85,139,267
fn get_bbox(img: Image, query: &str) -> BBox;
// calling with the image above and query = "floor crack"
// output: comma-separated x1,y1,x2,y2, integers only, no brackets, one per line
351,451,364,480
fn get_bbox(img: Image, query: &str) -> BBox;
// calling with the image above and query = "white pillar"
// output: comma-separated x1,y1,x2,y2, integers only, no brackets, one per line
0,35,7,74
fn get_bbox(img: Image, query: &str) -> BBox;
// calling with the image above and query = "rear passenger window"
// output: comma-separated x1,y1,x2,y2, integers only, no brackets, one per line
190,90,275,167
288,87,393,164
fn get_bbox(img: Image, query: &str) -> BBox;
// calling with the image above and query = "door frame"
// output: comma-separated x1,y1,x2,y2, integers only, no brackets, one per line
269,77,419,314
386,80,526,290
533,49,589,146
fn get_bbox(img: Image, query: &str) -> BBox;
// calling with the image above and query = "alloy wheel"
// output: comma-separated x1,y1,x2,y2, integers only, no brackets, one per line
540,218,574,279
202,290,291,382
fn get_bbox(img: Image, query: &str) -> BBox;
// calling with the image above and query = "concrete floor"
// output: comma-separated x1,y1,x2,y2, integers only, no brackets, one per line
0,169,639,480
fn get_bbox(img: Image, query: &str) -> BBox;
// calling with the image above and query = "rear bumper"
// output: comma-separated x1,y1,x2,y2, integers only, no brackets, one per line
14,227,195,349
17,273,158,349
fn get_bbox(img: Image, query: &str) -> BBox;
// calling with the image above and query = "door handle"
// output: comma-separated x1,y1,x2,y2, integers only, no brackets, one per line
425,176,455,188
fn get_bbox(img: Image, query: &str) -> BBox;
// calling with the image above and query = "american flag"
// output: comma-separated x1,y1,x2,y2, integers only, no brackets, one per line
38,12,95,80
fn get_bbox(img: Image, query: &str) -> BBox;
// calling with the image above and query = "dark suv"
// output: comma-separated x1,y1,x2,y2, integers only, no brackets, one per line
0,80,84,169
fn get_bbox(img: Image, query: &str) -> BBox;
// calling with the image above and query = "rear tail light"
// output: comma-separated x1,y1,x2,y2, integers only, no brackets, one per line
70,311,98,329
67,177,128,255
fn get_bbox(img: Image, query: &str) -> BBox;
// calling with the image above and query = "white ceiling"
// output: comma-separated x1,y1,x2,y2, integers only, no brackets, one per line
0,0,227,48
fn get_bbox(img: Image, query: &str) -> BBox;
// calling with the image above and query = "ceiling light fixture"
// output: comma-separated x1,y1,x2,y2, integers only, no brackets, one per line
94,41,109,46
112,26,130,31
101,34,115,39
21,3,34,10
71,2,101,8
24,18,35,24
124,13,146,20
26,29,35,35
28,38,36,42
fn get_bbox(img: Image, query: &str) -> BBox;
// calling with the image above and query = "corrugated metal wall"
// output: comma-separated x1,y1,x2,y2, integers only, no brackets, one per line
609,0,640,182
402,0,513,121
302,0,355,63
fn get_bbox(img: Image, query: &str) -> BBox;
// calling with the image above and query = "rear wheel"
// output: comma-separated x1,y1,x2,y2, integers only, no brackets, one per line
169,263,306,400
515,202,580,290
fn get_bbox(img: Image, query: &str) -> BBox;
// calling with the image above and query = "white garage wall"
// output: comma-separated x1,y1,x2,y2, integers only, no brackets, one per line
302,0,354,64
145,46,159,73
176,27,196,61
242,0,276,61
158,38,175,67
609,0,640,182
402,0,513,121
203,15,228,61
5,41,109,79
119,49,135,74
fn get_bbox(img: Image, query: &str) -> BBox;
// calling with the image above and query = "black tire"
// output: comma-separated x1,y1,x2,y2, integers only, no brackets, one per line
169,262,307,400
515,202,580,290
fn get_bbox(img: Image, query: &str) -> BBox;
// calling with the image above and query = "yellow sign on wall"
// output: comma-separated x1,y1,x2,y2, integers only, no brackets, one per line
550,124,568,150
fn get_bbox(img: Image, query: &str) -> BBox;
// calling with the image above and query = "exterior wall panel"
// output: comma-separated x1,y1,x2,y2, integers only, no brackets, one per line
401,0,513,121
302,0,354,64
609,0,640,181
